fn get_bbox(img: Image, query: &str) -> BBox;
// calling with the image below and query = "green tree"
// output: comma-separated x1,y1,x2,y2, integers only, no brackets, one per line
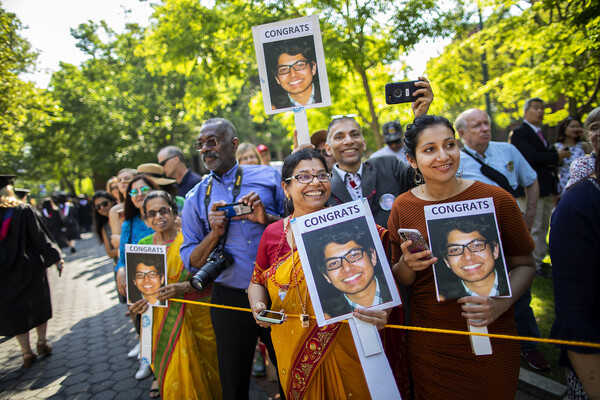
427,0,600,131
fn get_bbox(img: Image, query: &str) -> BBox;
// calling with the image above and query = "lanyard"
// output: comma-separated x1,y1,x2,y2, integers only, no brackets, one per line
203,166,243,245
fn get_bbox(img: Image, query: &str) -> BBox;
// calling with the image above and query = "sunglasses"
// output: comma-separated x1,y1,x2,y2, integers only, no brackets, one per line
146,207,172,219
129,186,151,198
94,200,110,210
330,113,358,121
109,185,118,192
158,155,176,166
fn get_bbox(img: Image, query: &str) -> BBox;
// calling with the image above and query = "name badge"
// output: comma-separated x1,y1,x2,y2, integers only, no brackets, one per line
506,161,514,172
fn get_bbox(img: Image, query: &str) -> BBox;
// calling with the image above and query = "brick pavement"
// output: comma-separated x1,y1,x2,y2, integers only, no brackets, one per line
0,233,561,400
0,234,271,400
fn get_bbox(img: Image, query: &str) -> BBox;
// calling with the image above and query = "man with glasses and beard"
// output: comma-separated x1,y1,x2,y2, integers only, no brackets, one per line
180,118,285,400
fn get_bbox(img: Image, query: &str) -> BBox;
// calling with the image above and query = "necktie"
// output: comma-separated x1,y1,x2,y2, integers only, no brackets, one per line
536,128,546,147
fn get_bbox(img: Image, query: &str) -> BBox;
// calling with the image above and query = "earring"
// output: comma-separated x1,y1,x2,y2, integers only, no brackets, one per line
456,170,463,185
413,170,425,193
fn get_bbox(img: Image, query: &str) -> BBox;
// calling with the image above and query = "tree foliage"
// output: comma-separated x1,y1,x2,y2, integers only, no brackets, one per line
427,0,600,132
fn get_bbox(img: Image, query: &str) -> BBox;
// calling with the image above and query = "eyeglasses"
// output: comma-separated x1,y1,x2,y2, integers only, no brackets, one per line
285,172,332,184
94,200,110,210
445,239,490,256
324,248,366,271
135,271,160,280
158,155,176,166
276,59,310,76
109,185,118,192
330,114,358,121
129,186,151,198
193,138,221,151
146,207,172,219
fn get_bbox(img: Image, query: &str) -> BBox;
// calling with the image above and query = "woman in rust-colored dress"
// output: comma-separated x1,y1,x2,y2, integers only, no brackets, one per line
388,115,536,400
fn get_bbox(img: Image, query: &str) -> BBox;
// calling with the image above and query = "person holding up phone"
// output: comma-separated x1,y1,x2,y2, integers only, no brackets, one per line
388,115,536,400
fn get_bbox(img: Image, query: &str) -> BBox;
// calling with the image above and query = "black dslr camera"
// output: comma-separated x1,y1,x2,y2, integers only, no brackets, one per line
189,247,234,291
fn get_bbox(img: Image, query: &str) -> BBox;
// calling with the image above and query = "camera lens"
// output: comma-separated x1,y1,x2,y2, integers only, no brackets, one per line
393,88,402,98
190,248,234,291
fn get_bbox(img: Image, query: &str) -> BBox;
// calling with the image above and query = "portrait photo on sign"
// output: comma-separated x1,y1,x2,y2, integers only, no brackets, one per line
427,212,512,301
252,15,331,115
299,216,397,324
125,245,168,307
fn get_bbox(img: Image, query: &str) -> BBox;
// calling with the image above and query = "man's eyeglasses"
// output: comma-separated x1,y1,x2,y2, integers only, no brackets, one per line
445,239,490,256
158,155,176,166
146,207,172,219
324,248,366,271
193,138,221,151
135,271,160,280
276,59,310,76
130,186,151,198
285,172,332,184
94,200,110,211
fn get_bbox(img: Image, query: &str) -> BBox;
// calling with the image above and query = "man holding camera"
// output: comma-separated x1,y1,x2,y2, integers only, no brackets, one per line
180,118,285,400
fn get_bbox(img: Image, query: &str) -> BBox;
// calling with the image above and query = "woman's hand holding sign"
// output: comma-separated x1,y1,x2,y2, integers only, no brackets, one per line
393,239,437,286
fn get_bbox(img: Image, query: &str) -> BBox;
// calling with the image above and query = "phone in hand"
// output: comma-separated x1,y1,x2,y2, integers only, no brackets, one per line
257,309,285,324
217,202,252,218
385,80,422,104
398,228,433,260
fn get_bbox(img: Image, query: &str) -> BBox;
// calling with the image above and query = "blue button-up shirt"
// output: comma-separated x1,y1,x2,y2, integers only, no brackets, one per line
180,163,285,289
458,141,537,189
115,214,155,272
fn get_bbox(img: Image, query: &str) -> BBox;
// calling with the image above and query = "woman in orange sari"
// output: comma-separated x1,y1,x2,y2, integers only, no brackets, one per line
131,190,221,399
248,149,390,399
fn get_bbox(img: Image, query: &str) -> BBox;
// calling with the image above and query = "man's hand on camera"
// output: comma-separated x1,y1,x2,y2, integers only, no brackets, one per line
208,201,228,237
235,192,268,225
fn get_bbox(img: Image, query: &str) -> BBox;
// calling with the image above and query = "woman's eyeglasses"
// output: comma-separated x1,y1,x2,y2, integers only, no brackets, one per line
285,172,332,184
129,186,151,198
109,185,118,192
94,200,110,210
146,207,172,219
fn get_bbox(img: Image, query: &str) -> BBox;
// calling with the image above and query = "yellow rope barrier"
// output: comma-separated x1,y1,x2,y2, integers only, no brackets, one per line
170,298,600,349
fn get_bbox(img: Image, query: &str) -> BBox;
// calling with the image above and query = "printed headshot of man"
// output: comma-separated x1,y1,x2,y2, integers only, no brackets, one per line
437,216,508,298
309,222,391,318
133,262,165,306
266,37,322,109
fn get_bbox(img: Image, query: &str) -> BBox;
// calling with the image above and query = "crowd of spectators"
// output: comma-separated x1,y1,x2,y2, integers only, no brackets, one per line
2,86,598,399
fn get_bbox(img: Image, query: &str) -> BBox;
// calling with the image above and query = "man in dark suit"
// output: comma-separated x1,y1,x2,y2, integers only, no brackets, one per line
509,97,570,371
510,98,570,269
323,78,433,228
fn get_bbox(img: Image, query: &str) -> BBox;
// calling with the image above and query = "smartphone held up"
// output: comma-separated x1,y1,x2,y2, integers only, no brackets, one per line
385,80,422,104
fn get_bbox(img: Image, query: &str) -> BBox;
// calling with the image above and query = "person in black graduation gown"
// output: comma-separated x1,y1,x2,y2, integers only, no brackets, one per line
0,175,64,368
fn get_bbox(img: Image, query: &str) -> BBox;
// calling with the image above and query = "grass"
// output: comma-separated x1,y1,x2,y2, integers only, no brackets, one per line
525,265,565,384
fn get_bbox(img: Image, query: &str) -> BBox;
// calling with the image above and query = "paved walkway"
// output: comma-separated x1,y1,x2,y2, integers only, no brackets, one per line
0,234,562,399
0,234,270,400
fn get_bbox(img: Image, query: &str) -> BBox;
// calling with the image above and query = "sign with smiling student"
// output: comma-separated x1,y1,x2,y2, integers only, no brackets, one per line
291,199,401,327
252,15,331,116
292,199,403,399
425,198,512,302
125,244,168,308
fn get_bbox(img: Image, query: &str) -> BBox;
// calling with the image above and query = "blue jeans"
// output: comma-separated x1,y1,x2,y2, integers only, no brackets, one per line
513,287,541,352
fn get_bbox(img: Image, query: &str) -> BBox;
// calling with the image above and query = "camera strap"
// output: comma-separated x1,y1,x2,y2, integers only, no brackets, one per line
204,166,244,248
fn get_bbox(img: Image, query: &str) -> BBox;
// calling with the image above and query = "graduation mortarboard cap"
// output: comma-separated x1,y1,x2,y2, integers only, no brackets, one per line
0,174,16,190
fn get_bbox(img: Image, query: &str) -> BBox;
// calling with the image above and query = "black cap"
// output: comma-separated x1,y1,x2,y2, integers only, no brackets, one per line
382,121,403,143
0,174,16,190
